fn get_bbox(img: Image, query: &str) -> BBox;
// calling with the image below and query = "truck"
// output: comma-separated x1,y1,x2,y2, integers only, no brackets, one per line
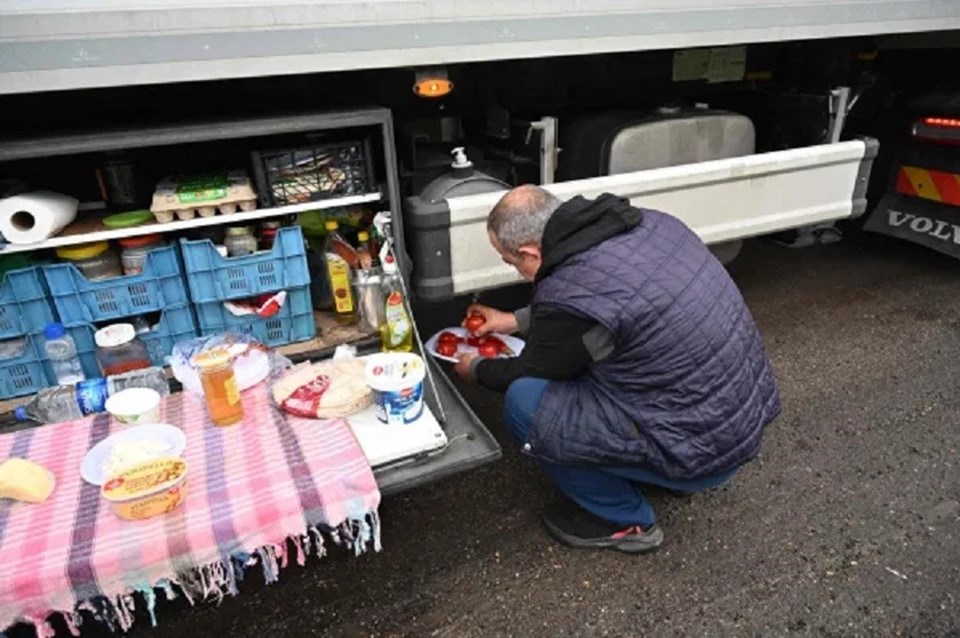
0,1,957,492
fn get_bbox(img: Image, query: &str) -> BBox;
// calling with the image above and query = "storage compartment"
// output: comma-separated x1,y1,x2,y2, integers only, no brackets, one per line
180,226,310,303
42,245,189,323
0,108,503,496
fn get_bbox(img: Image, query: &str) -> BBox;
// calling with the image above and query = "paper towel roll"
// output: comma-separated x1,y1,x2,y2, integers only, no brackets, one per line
0,191,79,244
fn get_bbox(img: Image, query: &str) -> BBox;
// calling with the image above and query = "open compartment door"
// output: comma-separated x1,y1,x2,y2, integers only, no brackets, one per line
407,138,878,299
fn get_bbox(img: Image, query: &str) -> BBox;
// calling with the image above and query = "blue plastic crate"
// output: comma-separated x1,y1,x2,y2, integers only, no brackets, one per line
0,333,51,399
180,226,311,304
63,304,198,376
193,286,315,348
43,245,190,324
0,266,57,340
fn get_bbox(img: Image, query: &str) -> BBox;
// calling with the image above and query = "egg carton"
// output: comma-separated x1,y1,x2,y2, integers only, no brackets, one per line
150,170,258,223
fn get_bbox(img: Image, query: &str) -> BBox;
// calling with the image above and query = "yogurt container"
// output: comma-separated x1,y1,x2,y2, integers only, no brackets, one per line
364,353,425,425
105,387,161,425
101,457,188,521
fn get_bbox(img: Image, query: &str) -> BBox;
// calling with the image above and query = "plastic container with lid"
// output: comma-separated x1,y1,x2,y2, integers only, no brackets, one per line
101,457,188,521
364,352,425,425
95,323,151,376
193,347,244,426
224,226,257,257
119,234,166,275
56,242,123,281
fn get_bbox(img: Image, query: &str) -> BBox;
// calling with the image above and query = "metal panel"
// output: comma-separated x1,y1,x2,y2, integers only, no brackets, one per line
445,139,878,294
608,114,756,173
375,357,501,495
1,1,958,94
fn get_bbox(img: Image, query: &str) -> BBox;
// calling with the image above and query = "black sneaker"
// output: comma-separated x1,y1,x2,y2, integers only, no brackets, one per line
541,500,664,554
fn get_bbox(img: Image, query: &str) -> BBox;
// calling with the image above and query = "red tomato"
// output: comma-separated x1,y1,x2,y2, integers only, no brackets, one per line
465,314,486,333
466,336,482,348
438,331,461,346
436,341,458,357
478,342,500,358
484,335,503,347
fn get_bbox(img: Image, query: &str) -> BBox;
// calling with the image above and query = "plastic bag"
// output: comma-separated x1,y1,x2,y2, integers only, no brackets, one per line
171,332,291,396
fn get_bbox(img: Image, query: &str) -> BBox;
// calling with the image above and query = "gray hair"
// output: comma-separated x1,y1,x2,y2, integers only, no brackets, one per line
487,185,561,253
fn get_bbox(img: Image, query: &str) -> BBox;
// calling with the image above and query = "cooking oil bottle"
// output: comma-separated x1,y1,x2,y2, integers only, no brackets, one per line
323,220,358,325
379,254,413,352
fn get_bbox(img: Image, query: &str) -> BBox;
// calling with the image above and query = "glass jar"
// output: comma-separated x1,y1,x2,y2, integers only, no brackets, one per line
193,347,244,426
224,226,258,257
56,242,123,280
259,221,281,251
119,234,166,275
95,323,151,376
259,228,278,251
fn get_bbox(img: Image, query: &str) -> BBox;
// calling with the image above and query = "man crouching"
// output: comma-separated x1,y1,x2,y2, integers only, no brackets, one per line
454,185,781,553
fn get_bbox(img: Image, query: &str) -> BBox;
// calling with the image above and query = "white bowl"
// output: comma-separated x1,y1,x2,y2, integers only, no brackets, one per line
105,387,161,425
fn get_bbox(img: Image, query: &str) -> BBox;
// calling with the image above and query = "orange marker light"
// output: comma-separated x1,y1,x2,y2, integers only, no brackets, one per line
413,69,453,98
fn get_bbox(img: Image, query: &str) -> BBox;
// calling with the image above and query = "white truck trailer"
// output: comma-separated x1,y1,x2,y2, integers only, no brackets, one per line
0,1,957,488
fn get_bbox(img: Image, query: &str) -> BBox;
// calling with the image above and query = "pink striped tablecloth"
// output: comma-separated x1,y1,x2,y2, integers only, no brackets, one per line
0,385,381,636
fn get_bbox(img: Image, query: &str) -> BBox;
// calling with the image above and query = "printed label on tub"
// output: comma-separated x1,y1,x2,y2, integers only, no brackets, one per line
367,355,425,425
372,382,424,426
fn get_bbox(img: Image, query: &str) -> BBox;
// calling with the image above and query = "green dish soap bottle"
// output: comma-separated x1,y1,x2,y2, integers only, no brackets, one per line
379,254,413,353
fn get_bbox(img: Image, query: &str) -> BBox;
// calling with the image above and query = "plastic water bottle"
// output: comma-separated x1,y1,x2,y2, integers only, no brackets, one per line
42,323,85,385
14,367,169,424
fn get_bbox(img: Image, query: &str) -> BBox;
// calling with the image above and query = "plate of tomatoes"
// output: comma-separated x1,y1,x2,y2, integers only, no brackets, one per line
425,327,525,363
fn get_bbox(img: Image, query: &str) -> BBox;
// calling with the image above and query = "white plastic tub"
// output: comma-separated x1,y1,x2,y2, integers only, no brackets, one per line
364,353,425,425
104,387,161,425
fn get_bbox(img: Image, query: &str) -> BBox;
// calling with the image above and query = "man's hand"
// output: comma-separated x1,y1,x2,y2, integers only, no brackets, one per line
454,353,479,382
462,303,519,337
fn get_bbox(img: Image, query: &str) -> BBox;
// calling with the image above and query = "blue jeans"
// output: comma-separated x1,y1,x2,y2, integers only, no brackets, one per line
504,378,738,527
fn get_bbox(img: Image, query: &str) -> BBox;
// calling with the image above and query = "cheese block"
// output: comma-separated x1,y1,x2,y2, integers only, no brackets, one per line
272,359,372,419
0,458,55,504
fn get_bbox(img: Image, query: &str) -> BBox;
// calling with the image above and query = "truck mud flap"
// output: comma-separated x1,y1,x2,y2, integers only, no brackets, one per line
865,192,960,258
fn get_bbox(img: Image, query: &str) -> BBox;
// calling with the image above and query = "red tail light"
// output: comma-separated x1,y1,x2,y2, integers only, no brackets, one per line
922,117,960,128
913,116,960,144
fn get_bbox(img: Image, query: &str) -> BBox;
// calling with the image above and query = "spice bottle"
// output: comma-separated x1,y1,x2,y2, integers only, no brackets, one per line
193,348,243,426
356,230,375,270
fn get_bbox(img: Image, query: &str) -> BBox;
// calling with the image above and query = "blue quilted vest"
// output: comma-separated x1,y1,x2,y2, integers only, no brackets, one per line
527,207,781,479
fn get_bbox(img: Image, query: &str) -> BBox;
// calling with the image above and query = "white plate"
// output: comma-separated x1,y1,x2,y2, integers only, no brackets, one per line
80,423,187,486
424,326,526,363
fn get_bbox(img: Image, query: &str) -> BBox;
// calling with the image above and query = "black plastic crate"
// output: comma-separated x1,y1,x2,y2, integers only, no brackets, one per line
252,138,375,207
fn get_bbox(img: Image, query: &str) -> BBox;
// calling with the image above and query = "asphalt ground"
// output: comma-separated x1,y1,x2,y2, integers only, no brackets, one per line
11,234,960,637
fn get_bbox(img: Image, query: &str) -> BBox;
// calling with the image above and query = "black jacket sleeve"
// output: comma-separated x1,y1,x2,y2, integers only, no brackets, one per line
471,307,610,394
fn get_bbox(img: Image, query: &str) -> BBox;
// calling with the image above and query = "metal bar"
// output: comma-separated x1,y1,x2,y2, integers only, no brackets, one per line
538,116,559,185
826,86,851,144
0,108,391,161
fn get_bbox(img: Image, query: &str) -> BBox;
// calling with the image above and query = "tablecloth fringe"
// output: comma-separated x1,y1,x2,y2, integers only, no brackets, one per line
23,511,381,637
